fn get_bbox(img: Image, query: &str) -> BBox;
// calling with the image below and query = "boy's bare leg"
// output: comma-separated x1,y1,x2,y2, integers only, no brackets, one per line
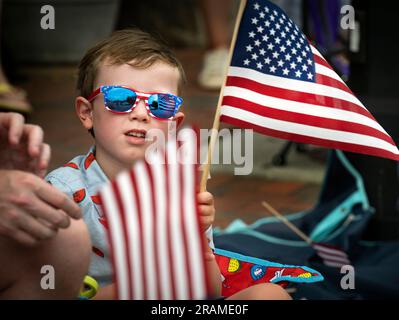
226,283,292,300
0,218,91,299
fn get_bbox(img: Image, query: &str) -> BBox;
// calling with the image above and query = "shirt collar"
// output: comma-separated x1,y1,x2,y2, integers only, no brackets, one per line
82,145,109,190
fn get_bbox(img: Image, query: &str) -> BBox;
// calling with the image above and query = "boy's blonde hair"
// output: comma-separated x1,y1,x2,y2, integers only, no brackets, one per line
77,29,186,98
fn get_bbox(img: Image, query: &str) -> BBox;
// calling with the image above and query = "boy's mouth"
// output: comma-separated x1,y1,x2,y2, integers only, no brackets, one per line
125,129,146,138
124,129,148,144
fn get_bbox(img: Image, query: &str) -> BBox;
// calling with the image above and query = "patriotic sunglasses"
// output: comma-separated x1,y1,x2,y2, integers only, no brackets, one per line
88,85,183,120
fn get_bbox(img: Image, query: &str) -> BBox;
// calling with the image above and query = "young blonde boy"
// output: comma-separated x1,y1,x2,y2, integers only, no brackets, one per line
46,29,290,300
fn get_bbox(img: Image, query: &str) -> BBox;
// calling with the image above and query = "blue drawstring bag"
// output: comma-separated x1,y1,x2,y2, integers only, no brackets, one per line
214,150,399,299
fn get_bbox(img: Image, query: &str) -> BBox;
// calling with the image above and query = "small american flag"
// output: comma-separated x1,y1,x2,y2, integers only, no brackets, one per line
313,242,351,268
221,0,399,160
99,129,210,300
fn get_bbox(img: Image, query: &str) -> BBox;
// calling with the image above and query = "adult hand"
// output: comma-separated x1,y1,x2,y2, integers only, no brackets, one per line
0,170,82,246
0,112,50,178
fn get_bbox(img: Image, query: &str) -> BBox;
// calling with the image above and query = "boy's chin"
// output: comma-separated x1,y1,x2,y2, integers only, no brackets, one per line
122,150,147,167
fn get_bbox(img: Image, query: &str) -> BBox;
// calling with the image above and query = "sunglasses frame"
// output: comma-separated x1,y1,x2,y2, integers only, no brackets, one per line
87,85,183,120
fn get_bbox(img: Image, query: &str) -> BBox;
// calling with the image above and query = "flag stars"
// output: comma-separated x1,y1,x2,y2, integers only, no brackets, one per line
239,8,316,82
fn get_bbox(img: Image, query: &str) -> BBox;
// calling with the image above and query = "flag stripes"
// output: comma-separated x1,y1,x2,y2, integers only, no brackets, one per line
221,115,399,160
313,243,351,268
221,67,399,159
99,130,209,299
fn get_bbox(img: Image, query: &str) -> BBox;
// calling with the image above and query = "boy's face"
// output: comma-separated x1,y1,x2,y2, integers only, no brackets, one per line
76,60,184,174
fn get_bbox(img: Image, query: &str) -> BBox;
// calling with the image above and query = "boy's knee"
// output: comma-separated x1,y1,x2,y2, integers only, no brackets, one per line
253,283,292,300
260,283,292,300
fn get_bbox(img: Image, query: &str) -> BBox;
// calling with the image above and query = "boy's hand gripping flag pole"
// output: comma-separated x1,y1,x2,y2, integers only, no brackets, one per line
200,0,248,192
202,0,399,192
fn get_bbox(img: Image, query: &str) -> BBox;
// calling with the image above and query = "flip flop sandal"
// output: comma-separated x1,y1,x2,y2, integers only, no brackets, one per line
78,275,99,300
0,83,32,114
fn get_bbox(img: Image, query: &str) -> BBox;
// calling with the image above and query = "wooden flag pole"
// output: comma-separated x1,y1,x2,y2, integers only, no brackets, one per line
261,201,313,245
200,0,247,192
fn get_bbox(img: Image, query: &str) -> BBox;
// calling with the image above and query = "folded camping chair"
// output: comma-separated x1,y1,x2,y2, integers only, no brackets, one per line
214,149,399,299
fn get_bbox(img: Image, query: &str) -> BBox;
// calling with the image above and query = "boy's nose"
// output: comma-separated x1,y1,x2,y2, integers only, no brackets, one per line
129,99,149,122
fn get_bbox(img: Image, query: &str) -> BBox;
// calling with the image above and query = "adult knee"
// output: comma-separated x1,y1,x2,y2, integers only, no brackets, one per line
0,218,91,299
45,218,91,298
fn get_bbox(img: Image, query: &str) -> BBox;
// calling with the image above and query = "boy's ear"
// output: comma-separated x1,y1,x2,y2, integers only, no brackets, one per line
174,111,185,128
75,96,94,130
